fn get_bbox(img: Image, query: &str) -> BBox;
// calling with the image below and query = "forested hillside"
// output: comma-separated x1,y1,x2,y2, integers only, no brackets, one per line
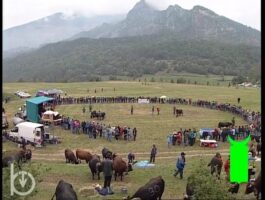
3,34,260,82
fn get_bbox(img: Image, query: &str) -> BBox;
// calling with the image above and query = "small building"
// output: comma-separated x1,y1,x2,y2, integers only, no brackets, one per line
36,89,63,97
26,96,54,123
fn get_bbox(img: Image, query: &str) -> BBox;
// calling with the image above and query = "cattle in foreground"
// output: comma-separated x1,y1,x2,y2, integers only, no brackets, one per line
88,154,102,180
218,122,233,128
76,149,92,163
127,176,165,200
245,172,261,200
2,149,32,169
113,154,133,181
51,180,77,200
102,147,112,159
65,149,79,164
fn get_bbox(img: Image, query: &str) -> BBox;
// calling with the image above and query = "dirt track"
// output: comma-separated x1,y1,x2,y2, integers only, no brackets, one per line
32,148,230,162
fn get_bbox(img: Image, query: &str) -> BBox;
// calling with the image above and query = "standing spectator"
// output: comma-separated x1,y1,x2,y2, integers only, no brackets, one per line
152,106,155,115
21,137,26,150
89,104,93,112
128,152,135,164
173,106,176,115
102,156,114,194
150,144,157,163
224,155,230,182
133,127,137,141
174,152,186,179
167,135,172,148
131,105,134,115
157,107,160,115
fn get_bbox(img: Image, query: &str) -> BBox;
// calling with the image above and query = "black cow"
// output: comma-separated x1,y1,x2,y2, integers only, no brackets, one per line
88,154,102,180
127,176,165,200
90,111,105,120
218,122,233,128
102,147,112,159
51,180,78,200
176,109,183,117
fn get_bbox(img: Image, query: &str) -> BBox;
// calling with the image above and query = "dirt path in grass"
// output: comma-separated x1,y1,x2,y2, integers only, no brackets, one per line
32,148,230,162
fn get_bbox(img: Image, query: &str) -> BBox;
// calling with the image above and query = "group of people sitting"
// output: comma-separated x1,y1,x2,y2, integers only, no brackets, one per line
61,117,137,141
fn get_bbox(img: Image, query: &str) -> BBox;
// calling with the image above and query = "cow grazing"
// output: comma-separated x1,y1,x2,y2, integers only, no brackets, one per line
113,154,133,181
102,147,112,159
76,149,92,163
218,122,233,128
65,149,79,164
51,180,77,200
245,172,261,200
127,176,165,200
88,154,102,180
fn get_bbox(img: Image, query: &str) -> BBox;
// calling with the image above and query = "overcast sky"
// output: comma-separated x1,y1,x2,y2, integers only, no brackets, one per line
3,0,260,31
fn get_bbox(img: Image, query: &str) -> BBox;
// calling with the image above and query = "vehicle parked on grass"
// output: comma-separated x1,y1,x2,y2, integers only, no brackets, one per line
8,122,45,147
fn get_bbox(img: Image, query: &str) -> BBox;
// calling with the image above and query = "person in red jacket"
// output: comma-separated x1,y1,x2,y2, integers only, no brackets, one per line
224,155,230,182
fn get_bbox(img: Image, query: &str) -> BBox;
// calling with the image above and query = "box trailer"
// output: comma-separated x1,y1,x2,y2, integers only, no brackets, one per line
9,122,45,146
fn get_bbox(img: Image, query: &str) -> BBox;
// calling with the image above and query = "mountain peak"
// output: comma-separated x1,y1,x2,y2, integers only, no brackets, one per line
192,5,217,16
126,0,156,20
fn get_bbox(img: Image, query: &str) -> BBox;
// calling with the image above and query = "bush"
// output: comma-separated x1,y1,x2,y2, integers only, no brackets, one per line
2,162,50,200
186,159,236,200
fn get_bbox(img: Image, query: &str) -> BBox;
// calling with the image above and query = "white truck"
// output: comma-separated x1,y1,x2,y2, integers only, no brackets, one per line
9,122,45,147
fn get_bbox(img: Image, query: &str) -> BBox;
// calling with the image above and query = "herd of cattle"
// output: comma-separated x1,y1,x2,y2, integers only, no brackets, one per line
2,147,262,200
65,148,132,181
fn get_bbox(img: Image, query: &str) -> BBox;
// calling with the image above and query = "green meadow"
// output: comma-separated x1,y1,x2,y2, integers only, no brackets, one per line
2,81,261,200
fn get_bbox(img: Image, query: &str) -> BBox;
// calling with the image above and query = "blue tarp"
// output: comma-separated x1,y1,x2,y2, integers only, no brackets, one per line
134,160,155,168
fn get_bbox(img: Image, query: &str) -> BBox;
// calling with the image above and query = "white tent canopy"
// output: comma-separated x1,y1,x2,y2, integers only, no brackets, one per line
160,95,168,99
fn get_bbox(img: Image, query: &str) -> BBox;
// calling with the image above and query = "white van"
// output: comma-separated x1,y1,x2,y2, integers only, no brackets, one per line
9,122,44,146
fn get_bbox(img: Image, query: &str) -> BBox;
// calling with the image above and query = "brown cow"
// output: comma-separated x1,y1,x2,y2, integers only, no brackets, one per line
113,154,132,181
76,149,92,163
65,149,79,164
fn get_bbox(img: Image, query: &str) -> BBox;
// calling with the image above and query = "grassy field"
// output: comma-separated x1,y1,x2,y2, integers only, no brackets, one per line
2,81,261,200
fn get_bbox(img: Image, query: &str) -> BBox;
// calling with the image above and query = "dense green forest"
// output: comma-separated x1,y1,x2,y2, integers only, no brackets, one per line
3,34,260,82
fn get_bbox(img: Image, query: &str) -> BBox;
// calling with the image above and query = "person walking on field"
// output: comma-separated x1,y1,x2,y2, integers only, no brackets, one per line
224,155,230,182
237,97,240,104
157,107,160,115
131,105,134,115
152,106,155,115
174,152,186,179
82,106,86,114
102,155,114,194
133,127,137,141
150,144,157,163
